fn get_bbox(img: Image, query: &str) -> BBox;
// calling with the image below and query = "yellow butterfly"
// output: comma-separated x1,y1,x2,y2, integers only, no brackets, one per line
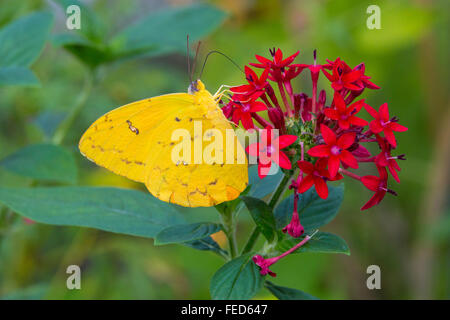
79,80,248,207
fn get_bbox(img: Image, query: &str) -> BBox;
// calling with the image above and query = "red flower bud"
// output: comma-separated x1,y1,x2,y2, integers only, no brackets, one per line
268,107,286,134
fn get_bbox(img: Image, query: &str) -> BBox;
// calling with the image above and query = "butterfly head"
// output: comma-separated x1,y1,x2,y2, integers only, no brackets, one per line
188,79,206,94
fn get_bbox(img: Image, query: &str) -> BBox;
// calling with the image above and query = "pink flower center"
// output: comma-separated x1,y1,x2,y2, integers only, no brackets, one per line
330,145,341,155
266,145,275,156
340,114,348,120
380,120,390,127
242,104,251,112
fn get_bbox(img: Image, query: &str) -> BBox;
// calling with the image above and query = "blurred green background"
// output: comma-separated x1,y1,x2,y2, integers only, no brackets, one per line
0,0,448,299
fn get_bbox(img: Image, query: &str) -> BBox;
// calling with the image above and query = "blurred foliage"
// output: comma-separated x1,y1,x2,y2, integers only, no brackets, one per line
0,0,449,299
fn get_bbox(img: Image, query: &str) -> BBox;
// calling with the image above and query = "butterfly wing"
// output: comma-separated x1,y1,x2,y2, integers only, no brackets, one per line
144,104,248,207
79,93,193,183
79,92,248,207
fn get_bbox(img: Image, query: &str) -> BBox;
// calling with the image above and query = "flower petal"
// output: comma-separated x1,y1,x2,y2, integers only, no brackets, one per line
388,165,400,183
297,160,314,173
349,116,368,127
338,119,350,130
277,135,298,149
257,162,271,179
350,99,365,113
328,156,341,178
324,108,340,120
246,142,260,157
313,176,329,199
231,84,253,93
276,151,292,169
370,120,383,133
340,150,359,169
241,113,254,130
384,128,397,148
342,70,361,82
307,145,330,157
390,122,408,132
364,103,379,119
298,174,314,193
361,175,380,191
337,132,356,149
320,124,337,145
250,101,268,112
379,103,390,121
333,91,346,112
361,192,382,210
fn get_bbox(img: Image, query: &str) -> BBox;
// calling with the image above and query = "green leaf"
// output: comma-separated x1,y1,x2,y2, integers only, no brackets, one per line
274,184,344,230
0,11,53,67
111,4,227,58
0,187,185,238
155,222,221,245
265,281,318,300
52,33,111,68
32,111,66,138
210,253,263,300
248,165,284,198
276,232,350,255
183,236,227,256
0,144,77,184
241,196,276,242
0,66,39,86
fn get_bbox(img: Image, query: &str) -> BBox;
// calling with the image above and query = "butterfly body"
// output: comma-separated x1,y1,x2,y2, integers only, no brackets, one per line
79,80,248,207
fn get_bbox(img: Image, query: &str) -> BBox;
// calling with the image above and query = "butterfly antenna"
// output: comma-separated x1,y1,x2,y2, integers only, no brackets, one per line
190,41,202,82
187,35,192,84
199,50,244,79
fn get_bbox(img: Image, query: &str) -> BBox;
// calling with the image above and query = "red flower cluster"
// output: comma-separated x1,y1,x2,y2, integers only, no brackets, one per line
221,48,407,276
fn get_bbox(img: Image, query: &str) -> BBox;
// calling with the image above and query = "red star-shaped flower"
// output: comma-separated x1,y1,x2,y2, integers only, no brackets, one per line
251,48,300,70
324,92,368,129
361,166,390,210
297,159,343,199
307,124,358,177
364,103,408,148
322,57,362,91
354,63,380,90
230,66,269,101
231,99,267,130
246,127,297,178
374,135,404,183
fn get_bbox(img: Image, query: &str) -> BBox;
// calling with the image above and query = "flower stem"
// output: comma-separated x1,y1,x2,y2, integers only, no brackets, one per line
252,113,271,128
220,210,238,259
241,171,293,254
277,81,293,117
339,168,362,181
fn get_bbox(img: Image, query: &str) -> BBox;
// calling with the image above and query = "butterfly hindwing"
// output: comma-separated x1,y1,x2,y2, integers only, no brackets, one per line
144,105,248,207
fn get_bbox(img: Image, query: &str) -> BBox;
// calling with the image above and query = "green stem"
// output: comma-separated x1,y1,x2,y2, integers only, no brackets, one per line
52,72,93,145
241,171,294,254
220,210,238,259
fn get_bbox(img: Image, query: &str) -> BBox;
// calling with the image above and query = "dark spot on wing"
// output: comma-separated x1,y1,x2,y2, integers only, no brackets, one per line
126,120,139,135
